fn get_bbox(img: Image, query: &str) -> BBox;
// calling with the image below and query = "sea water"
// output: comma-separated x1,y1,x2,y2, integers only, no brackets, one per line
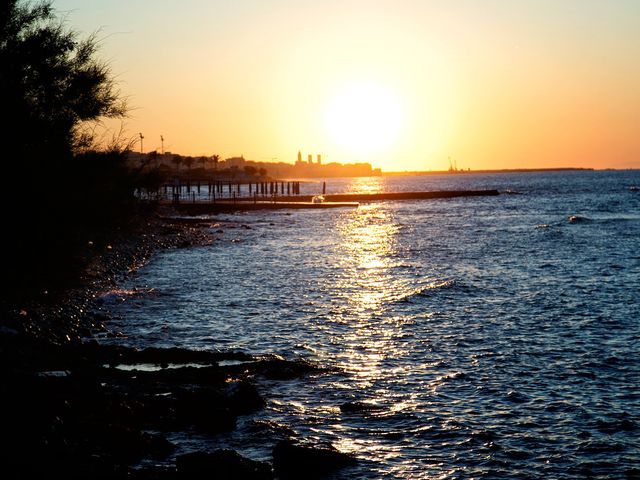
103,170,640,479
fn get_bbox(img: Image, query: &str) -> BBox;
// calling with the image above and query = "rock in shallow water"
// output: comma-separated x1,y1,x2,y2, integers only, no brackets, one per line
272,440,356,478
176,450,272,479
339,401,384,413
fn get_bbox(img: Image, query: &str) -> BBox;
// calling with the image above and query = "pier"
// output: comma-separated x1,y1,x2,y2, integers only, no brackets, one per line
153,182,500,214
292,190,500,202
171,200,360,214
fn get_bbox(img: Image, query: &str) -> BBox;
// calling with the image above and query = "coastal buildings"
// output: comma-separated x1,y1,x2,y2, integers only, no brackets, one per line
128,150,380,178
296,151,322,167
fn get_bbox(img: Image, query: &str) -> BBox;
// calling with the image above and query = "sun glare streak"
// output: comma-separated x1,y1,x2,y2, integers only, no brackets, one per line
347,176,385,195
330,204,413,387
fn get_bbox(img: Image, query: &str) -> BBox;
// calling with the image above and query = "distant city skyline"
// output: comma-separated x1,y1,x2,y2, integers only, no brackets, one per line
55,0,640,171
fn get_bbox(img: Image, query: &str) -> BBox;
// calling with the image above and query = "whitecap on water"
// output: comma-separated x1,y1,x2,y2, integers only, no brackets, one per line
98,287,158,302
568,215,590,223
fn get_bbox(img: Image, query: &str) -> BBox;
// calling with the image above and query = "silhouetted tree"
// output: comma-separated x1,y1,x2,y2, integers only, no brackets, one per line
211,154,220,170
1,0,127,176
243,165,257,177
0,1,165,295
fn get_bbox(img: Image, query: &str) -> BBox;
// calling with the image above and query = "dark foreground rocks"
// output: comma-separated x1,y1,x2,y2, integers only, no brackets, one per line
176,450,272,479
0,337,352,479
273,440,357,479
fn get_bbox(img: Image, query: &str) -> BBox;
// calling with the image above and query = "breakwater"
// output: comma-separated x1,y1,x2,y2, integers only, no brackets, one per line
167,190,499,214
301,190,500,202
173,201,360,214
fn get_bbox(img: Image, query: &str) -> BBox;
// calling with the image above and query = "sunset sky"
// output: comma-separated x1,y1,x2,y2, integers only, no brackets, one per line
55,0,640,172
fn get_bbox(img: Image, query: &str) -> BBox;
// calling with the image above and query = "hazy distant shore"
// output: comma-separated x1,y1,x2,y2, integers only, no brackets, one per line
381,167,596,176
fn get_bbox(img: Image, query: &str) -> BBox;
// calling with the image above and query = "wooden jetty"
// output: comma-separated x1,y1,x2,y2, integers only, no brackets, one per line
173,201,359,214
275,190,500,203
164,189,499,214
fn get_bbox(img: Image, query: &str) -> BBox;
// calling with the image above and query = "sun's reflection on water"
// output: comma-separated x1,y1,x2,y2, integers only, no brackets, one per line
265,199,425,474
331,203,411,386
346,175,387,195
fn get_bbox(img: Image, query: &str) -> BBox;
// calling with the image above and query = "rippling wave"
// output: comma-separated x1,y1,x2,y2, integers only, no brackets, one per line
102,170,640,479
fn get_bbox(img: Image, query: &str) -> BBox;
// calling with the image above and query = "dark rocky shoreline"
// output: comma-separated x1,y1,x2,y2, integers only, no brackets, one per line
0,208,355,479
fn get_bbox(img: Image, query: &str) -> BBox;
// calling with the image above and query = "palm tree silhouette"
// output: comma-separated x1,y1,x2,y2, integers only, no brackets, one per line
211,154,220,171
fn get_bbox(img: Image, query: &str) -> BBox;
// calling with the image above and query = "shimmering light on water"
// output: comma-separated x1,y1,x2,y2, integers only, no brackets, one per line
336,204,404,311
102,171,640,479
345,176,386,194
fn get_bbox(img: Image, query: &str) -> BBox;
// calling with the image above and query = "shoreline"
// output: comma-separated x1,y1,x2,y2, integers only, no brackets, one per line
1,206,215,344
1,206,355,479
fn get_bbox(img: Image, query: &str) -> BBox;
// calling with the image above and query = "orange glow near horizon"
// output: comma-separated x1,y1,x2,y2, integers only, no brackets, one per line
58,0,640,171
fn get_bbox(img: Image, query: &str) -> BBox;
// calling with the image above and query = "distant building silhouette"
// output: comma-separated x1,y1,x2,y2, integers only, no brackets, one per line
126,149,379,179
226,156,246,168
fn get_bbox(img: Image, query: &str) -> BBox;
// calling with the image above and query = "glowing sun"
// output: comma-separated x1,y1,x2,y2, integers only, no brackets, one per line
324,82,404,154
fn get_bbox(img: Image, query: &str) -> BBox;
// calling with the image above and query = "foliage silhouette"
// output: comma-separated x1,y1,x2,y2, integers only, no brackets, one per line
0,1,160,295
1,1,127,171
